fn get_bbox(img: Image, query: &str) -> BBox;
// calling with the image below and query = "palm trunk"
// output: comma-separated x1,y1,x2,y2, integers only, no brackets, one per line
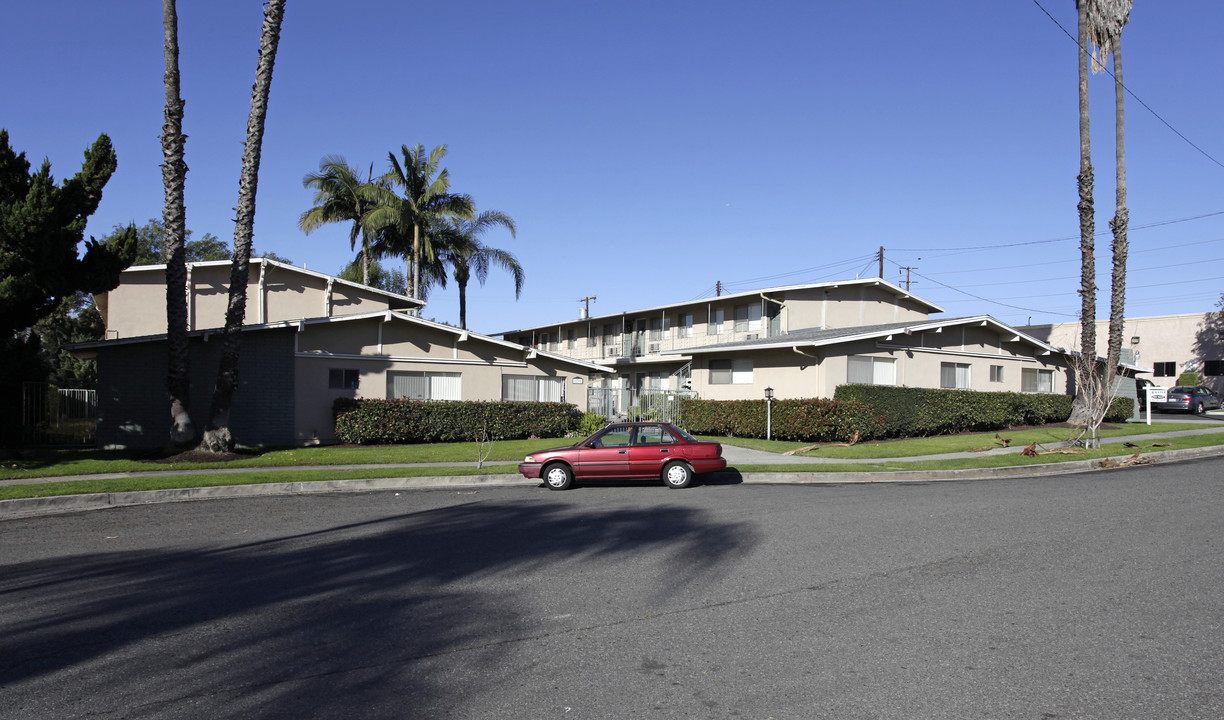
458,276,469,330
1069,0,1097,427
1106,41,1128,383
361,230,370,286
412,222,421,302
201,0,286,453
161,0,194,446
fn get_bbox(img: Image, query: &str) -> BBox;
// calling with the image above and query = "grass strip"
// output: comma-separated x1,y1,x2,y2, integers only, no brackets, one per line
700,422,1210,459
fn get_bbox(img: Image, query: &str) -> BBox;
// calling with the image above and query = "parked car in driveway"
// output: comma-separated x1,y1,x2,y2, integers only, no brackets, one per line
1152,385,1223,414
518,421,727,490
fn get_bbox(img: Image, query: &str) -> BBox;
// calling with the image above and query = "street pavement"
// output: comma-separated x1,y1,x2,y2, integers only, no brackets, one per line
1,458,1221,718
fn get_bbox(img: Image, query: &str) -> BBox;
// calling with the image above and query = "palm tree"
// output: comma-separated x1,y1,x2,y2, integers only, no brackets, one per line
201,0,287,453
436,210,523,330
161,0,193,446
367,144,473,302
299,156,378,285
1068,0,1097,428
1088,0,1133,388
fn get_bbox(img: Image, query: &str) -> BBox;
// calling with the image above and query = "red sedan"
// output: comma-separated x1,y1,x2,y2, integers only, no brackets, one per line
518,421,727,490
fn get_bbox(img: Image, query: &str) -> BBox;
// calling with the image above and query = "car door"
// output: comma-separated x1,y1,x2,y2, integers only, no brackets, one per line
626,424,678,477
573,425,632,478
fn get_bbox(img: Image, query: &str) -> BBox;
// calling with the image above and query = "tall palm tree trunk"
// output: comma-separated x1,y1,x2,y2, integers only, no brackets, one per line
1105,40,1128,381
412,222,421,301
1070,0,1097,426
161,0,194,446
201,0,287,453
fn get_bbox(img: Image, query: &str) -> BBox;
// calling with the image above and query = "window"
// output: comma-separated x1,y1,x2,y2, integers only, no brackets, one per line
940,362,971,389
679,312,693,338
591,426,631,447
733,303,762,332
586,327,597,347
387,371,461,400
847,356,896,385
329,368,359,389
1154,361,1176,377
1021,367,1054,393
538,332,549,350
709,358,753,384
502,374,565,402
989,365,1004,383
567,328,576,349
707,307,725,335
634,425,676,445
602,323,617,346
649,317,663,341
1205,360,1223,377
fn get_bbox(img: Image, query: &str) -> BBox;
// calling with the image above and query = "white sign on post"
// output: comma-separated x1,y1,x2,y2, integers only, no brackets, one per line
1146,387,1168,425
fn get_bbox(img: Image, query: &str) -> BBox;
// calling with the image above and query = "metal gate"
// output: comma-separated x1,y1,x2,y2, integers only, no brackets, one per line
587,387,695,425
22,382,97,446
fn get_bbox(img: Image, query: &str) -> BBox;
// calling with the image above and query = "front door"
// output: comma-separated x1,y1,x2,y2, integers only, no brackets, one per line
573,424,632,477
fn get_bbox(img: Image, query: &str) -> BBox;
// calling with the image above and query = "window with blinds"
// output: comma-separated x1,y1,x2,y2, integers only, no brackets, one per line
847,356,896,385
501,375,565,402
387,371,461,400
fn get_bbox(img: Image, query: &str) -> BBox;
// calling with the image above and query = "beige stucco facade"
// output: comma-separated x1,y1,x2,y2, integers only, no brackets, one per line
95,259,420,340
1022,313,1221,392
291,314,602,443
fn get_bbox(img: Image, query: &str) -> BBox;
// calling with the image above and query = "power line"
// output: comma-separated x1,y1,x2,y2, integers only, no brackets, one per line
1029,0,1224,171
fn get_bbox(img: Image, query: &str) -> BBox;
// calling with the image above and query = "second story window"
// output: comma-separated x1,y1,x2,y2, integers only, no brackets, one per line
649,317,663,341
679,312,693,338
707,307,724,335
567,328,576,349
734,303,762,332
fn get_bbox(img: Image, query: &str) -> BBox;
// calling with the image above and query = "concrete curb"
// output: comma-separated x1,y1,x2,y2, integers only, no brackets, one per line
2,444,1221,520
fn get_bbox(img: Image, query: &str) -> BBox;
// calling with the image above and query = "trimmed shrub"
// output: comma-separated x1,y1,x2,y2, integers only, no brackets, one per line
678,397,886,442
833,385,1076,437
333,399,580,445
1105,396,1134,423
1177,371,1201,386
576,411,607,437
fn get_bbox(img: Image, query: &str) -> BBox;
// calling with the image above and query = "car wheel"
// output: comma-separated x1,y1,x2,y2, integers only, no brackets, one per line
662,461,693,489
543,463,573,491
1194,402,1205,415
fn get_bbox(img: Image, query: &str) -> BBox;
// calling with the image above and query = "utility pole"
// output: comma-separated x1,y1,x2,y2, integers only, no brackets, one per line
579,295,596,318
715,281,722,296
878,246,884,279
898,266,917,291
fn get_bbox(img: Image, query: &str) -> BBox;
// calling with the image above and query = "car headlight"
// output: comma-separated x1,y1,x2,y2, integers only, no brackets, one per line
524,455,535,463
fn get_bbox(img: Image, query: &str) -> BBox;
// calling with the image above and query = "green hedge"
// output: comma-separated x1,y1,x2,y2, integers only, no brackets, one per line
678,397,886,442
333,399,580,445
833,385,1132,437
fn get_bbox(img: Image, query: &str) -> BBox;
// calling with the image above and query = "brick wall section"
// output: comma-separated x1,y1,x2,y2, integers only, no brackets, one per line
96,329,296,448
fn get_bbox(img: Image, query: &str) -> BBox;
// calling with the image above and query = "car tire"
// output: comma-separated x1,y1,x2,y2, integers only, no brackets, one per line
1194,402,1205,415
662,461,694,489
543,463,573,491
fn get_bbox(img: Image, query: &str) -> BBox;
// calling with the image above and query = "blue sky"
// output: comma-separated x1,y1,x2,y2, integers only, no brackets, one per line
5,1,1222,334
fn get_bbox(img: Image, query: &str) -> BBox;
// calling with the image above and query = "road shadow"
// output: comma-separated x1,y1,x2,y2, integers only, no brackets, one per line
0,498,757,718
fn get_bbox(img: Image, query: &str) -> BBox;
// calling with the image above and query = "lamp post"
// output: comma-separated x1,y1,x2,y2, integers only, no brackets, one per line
764,386,774,441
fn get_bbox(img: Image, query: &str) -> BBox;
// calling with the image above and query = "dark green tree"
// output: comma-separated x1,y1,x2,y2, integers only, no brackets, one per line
32,293,105,387
0,129,135,444
367,144,473,302
114,219,230,265
336,257,407,295
300,156,380,285
435,209,523,330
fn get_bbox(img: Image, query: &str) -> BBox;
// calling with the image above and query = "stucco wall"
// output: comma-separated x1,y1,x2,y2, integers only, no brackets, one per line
1022,314,1223,392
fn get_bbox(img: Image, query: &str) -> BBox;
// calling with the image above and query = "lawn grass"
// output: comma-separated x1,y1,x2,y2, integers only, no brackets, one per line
0,437,576,480
699,422,1210,459
2,431,1220,502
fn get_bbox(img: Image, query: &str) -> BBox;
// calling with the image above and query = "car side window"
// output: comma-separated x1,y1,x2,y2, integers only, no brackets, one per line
592,427,631,448
634,425,670,445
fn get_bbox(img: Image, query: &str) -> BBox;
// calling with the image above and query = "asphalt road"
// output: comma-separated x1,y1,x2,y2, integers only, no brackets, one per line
1,459,1221,719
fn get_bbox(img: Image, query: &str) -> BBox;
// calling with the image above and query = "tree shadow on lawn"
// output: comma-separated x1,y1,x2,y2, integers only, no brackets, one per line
0,498,758,718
